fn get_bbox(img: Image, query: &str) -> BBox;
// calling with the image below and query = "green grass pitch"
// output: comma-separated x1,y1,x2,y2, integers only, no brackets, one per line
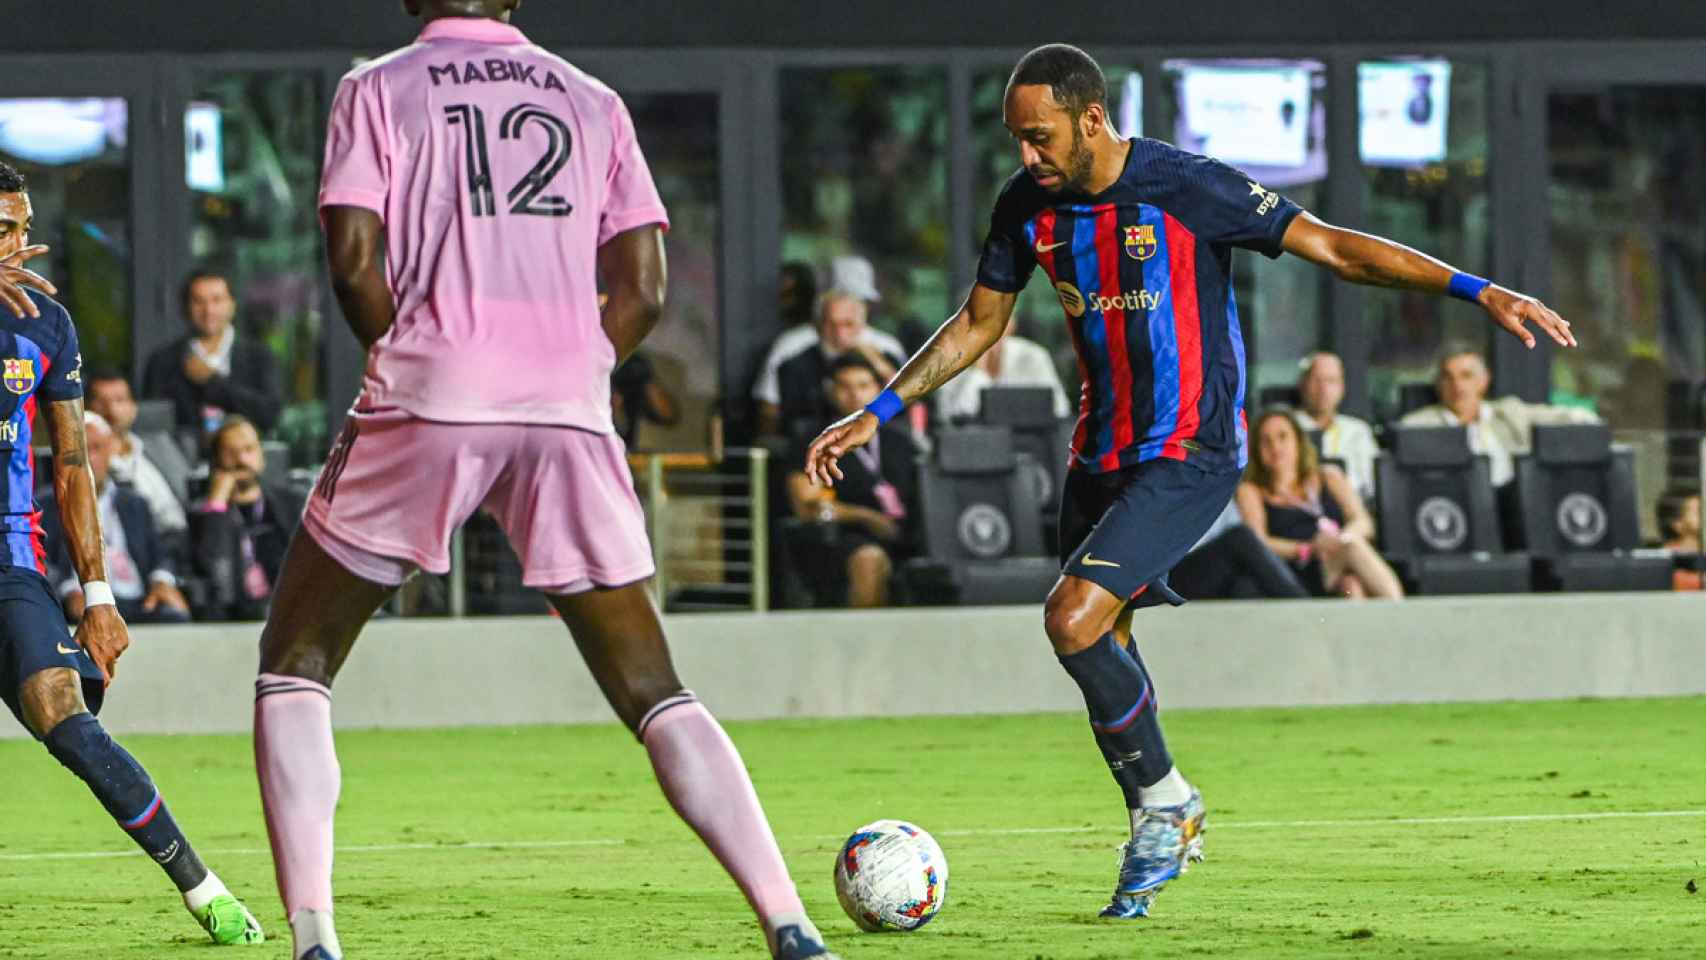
2,697,1703,958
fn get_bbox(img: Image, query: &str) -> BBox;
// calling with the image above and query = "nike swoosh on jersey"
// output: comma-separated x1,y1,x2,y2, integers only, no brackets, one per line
1035,240,1070,253
1080,554,1120,568
56,642,80,655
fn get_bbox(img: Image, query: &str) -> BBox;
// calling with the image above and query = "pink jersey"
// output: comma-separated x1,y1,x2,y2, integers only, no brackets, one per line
319,17,669,429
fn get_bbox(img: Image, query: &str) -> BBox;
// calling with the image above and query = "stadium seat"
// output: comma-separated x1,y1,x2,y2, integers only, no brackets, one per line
1394,382,1440,420
906,425,1058,606
1509,424,1673,591
1257,384,1301,409
132,399,175,437
1374,426,1529,594
976,387,1073,549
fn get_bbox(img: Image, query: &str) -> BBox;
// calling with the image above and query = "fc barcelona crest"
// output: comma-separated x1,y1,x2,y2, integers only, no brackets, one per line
1124,224,1157,261
3,358,34,395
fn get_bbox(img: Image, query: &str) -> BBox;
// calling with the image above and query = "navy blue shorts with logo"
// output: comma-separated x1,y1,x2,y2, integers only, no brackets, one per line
1057,457,1242,608
0,566,105,734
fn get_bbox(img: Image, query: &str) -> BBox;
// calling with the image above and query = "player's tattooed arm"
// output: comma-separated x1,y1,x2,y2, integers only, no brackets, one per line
48,397,129,683
597,225,667,364
888,283,1017,404
1280,211,1576,350
324,205,397,349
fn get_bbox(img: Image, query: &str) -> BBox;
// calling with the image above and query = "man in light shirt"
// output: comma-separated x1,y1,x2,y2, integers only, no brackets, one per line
934,314,1070,422
1400,346,1597,487
1290,352,1376,501
86,370,191,539
760,287,902,436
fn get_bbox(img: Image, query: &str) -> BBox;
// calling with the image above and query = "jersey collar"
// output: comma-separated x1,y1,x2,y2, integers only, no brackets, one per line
417,17,528,45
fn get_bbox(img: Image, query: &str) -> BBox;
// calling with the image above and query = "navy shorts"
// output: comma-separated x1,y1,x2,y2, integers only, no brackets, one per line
1057,457,1242,608
0,567,105,734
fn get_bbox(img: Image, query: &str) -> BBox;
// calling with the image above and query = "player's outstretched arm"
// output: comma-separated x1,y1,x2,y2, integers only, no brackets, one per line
803,283,1015,487
1,244,56,319
324,205,396,349
598,224,667,365
1280,212,1576,350
47,398,129,685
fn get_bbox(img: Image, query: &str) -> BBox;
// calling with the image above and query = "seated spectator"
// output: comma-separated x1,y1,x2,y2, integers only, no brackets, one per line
611,350,679,449
85,369,192,537
784,355,921,607
192,416,304,621
764,287,903,438
1657,488,1702,591
44,413,191,624
1236,409,1404,599
1292,351,1376,502
1170,501,1311,600
933,314,1070,422
142,269,283,442
1399,346,1597,487
753,256,904,436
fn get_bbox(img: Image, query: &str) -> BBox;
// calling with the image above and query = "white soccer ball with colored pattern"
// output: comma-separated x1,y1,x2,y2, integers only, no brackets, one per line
832,819,948,932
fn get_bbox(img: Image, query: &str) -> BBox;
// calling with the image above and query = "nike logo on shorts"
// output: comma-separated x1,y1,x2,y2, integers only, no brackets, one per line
1081,553,1120,568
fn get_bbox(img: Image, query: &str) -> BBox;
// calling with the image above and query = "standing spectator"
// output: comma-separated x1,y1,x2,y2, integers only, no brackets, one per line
784,354,920,607
763,288,902,437
933,314,1070,422
1236,409,1404,599
44,413,191,624
1292,351,1377,502
1399,346,1597,487
142,270,283,440
1657,488,1702,591
192,416,303,621
85,369,192,536
752,256,904,435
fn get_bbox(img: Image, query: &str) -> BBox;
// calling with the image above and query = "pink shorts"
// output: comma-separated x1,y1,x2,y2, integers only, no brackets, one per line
301,408,655,594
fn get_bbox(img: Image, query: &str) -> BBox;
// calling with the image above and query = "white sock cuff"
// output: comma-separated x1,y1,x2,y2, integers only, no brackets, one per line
290,908,341,960
182,871,229,912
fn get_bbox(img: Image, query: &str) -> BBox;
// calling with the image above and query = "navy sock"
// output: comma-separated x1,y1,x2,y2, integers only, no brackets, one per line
44,713,209,894
1057,632,1174,808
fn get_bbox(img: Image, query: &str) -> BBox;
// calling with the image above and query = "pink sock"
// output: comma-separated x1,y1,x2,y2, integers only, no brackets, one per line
641,695,805,924
254,673,340,919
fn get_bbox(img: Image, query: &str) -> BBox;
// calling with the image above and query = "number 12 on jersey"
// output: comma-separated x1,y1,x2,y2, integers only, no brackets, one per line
444,102,574,218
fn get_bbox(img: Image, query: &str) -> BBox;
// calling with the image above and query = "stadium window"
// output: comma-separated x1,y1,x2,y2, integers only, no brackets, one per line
186,71,326,464
1359,58,1491,421
779,66,949,345
1159,58,1328,399
0,97,132,374
970,65,1143,394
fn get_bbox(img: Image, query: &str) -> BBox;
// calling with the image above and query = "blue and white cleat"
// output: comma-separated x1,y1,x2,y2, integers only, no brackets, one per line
1098,788,1206,919
771,922,839,960
297,948,341,960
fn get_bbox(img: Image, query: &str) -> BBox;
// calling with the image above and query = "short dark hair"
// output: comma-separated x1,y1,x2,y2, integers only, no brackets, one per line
0,161,24,194
212,414,259,454
86,367,131,390
827,352,881,383
180,268,232,311
1008,44,1107,119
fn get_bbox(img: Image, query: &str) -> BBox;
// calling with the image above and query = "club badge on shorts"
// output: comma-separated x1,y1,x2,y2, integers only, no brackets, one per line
3,358,35,395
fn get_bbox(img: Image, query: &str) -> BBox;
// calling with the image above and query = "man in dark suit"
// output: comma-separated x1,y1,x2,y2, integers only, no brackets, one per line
141,270,283,441
191,416,303,621
44,413,192,625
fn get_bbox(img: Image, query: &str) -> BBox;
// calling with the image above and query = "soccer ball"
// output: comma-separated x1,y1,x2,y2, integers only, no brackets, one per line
832,819,948,932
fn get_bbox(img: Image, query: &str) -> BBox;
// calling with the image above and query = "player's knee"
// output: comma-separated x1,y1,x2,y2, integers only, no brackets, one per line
19,668,88,740
1042,586,1103,656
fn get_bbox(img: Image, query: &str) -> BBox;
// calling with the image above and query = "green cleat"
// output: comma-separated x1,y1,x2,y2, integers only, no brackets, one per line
193,894,265,945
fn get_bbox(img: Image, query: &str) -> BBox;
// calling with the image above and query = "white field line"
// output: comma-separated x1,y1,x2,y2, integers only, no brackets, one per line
2,808,1701,863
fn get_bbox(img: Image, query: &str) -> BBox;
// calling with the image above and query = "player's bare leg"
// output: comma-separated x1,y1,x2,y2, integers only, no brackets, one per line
547,581,838,960
23,668,263,944
1044,575,1203,918
254,530,397,960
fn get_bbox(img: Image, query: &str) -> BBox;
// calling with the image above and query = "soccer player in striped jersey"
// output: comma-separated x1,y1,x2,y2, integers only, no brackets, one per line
805,44,1576,920
0,160,263,944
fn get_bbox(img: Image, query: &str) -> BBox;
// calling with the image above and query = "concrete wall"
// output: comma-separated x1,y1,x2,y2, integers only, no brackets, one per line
5,593,1701,739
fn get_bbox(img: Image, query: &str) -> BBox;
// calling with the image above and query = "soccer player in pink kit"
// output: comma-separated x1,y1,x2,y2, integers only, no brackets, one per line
252,3,839,959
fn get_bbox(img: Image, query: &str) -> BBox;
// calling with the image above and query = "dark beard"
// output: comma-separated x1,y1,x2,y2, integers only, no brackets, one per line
1063,126,1096,193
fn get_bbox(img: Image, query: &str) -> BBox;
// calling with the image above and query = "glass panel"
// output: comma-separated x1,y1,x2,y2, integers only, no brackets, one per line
186,72,324,464
621,92,721,453
0,98,131,372
970,66,1142,392
780,67,948,342
1160,59,1327,398
1548,86,1706,528
1361,59,1490,419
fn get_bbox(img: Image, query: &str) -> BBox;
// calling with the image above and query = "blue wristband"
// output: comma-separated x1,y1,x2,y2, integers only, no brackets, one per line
864,389,904,425
1448,272,1491,304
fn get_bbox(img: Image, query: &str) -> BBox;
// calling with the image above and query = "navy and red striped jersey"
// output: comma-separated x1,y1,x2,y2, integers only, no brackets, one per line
2,288,84,573
977,137,1302,473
